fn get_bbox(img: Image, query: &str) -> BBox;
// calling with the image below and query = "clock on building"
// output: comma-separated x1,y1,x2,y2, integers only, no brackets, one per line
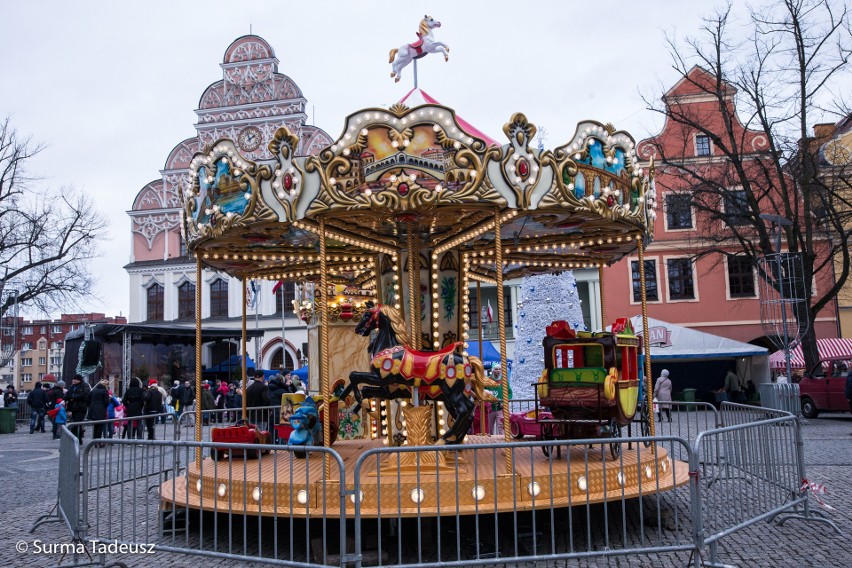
238,126,262,152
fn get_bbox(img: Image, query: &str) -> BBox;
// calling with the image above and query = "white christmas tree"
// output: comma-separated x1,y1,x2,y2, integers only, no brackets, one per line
511,272,587,400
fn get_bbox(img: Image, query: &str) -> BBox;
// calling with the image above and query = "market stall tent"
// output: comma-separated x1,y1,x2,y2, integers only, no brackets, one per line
629,316,770,398
768,338,852,370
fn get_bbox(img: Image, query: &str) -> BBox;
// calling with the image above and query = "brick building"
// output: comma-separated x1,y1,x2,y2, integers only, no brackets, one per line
601,67,839,379
0,313,126,392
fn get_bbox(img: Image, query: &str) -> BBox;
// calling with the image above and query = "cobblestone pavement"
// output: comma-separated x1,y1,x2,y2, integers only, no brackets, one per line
0,413,849,567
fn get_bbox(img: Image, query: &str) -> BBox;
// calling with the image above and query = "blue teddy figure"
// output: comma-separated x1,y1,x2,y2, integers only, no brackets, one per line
287,396,321,455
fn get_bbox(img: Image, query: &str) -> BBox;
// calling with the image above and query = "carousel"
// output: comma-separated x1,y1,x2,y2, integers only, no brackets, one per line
161,19,688,518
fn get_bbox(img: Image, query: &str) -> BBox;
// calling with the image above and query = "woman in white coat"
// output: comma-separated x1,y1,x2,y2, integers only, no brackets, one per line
653,369,673,423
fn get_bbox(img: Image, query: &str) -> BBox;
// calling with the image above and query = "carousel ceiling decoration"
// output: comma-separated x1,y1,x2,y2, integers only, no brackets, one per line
181,99,656,280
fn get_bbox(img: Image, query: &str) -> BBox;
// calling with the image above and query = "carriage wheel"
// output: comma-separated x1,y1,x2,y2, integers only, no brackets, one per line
609,418,621,459
510,421,522,439
640,401,652,447
540,423,556,458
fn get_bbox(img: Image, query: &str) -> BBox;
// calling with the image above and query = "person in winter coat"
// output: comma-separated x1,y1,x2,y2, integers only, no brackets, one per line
845,367,852,414
106,391,120,438
724,369,744,404
48,381,66,439
200,382,215,425
122,377,145,439
88,379,111,441
27,381,50,434
3,385,18,409
653,369,673,423
51,398,67,436
66,375,92,442
267,373,291,438
215,380,229,423
143,378,164,440
224,382,242,422
170,381,184,416
179,379,195,412
245,371,271,425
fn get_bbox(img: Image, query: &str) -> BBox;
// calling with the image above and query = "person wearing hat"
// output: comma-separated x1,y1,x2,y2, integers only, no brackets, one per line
143,378,164,439
51,397,67,434
122,378,144,439
3,384,18,409
245,369,271,425
66,374,92,442
48,381,66,439
88,378,111,442
200,381,215,425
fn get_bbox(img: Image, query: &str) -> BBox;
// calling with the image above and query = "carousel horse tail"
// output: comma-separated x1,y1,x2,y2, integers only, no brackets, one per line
388,48,398,64
469,356,499,402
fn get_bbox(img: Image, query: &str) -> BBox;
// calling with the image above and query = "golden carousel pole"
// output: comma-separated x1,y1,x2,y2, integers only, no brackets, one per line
477,280,487,435
241,279,248,420
638,236,656,442
494,209,512,474
407,222,421,350
319,217,331,477
598,264,607,329
194,254,203,464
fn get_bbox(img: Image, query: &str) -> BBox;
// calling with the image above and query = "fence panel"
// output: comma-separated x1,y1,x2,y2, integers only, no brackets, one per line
692,412,803,564
758,382,801,416
58,425,82,536
352,436,695,567
81,438,347,567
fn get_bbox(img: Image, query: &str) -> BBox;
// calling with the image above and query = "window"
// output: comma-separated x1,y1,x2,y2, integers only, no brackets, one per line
52,325,62,334
467,293,479,329
22,326,32,335
22,342,32,351
728,256,756,298
723,190,750,226
38,357,46,366
21,358,32,366
40,326,46,334
50,341,60,350
695,135,711,156
38,373,45,380
210,279,229,318
178,281,196,320
179,235,188,257
665,194,693,230
275,283,296,315
667,258,695,300
22,373,32,382
37,339,46,350
50,356,62,367
631,260,659,302
146,283,164,321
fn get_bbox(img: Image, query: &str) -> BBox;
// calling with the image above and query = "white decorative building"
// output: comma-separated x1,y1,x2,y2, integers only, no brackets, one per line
126,35,333,371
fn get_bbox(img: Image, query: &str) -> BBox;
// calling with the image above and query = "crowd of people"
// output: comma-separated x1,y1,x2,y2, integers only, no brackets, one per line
0,365,307,444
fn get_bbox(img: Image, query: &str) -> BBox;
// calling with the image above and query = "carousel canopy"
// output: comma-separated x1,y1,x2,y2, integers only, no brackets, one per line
179,101,656,285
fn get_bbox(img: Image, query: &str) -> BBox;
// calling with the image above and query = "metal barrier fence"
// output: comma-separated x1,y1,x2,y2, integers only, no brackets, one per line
758,382,801,416
38,402,841,568
351,436,694,567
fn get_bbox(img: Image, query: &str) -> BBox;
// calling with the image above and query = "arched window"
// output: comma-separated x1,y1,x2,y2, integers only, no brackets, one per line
210,279,229,318
178,281,196,320
269,346,296,372
147,283,164,321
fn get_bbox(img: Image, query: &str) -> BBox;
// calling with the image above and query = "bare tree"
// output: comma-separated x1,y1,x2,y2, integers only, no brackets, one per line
644,0,851,370
0,117,108,320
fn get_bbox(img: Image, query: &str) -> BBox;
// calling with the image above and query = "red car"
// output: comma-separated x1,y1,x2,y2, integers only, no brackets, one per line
798,356,851,418
509,409,554,439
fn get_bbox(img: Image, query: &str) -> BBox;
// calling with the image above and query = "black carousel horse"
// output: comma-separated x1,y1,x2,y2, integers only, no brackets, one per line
340,302,497,444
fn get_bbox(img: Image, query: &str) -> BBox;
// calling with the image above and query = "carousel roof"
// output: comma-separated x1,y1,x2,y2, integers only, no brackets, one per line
179,101,657,284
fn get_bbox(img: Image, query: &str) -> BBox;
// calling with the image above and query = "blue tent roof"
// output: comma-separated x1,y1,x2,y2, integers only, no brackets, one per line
203,354,255,374
466,340,502,363
291,365,309,380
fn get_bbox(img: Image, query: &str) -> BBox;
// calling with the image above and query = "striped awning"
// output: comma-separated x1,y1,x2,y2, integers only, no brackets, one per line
769,338,852,369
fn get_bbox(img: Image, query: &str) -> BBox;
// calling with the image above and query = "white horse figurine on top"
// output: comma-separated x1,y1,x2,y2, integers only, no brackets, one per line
389,15,449,83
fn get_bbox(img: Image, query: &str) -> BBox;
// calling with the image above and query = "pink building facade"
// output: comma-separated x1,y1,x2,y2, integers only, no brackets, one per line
602,67,839,347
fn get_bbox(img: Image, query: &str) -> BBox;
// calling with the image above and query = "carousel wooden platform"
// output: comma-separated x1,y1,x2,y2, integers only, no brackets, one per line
160,436,688,519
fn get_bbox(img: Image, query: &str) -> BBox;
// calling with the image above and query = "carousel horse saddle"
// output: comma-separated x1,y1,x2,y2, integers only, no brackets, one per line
409,37,426,57
373,342,464,384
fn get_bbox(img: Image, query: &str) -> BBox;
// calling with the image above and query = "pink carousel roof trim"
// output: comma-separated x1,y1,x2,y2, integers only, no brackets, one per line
399,88,499,146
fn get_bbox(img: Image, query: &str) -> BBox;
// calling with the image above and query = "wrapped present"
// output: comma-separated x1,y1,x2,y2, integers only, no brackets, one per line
546,320,577,339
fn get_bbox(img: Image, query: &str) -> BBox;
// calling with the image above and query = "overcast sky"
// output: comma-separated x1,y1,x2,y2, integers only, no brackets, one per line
1,0,798,319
